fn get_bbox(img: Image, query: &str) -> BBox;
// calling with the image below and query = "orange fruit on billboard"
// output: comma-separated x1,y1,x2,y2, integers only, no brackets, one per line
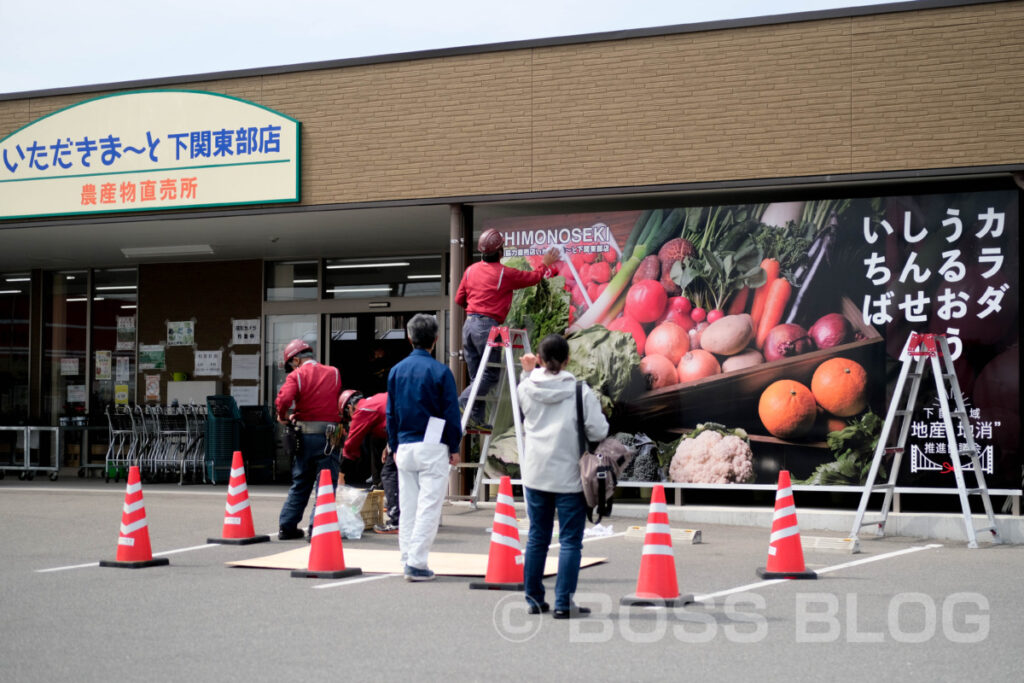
758,379,817,439
811,358,868,417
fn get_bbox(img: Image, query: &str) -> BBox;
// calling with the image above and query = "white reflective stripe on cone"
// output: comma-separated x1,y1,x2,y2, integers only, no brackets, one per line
497,493,515,506
646,523,672,535
228,483,247,496
493,513,518,528
642,544,674,556
770,525,801,544
120,518,147,535
230,466,245,478
225,500,251,514
776,486,793,500
314,502,337,516
126,482,142,494
649,502,668,513
317,484,333,497
312,522,340,537
773,505,797,520
123,500,145,514
490,533,522,551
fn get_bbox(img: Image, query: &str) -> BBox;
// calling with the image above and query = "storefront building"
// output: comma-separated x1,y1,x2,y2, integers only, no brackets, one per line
0,1,1020,500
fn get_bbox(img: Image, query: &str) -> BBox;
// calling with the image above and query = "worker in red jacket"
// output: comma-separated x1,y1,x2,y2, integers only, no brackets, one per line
340,390,399,534
275,339,342,541
455,229,559,429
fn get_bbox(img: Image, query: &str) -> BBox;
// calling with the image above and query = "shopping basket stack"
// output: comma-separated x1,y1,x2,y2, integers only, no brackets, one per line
204,395,241,484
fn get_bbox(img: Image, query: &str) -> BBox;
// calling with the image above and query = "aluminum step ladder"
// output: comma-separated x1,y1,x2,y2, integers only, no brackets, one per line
449,326,530,508
850,332,1003,548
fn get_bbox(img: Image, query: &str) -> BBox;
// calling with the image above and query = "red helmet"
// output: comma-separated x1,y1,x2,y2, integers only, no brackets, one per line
477,228,504,254
282,339,312,366
338,389,362,415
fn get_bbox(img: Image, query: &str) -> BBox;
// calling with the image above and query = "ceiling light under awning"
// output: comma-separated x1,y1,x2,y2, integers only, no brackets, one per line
122,245,214,258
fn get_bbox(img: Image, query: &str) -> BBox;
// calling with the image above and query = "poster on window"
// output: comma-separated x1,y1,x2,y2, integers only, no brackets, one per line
94,350,112,380
230,353,260,380
116,315,136,351
138,344,166,370
194,349,222,376
232,319,260,345
115,356,131,383
67,384,86,404
167,320,195,346
481,191,1019,491
145,374,161,402
60,357,79,376
230,384,260,406
114,385,129,405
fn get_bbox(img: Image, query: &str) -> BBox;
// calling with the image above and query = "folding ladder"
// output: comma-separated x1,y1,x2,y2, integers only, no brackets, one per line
450,326,530,508
850,332,1003,548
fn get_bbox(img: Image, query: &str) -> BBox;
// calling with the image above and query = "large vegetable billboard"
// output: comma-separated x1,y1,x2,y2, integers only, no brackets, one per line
483,190,1020,492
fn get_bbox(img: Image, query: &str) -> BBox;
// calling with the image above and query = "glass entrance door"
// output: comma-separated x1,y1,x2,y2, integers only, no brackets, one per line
328,312,434,397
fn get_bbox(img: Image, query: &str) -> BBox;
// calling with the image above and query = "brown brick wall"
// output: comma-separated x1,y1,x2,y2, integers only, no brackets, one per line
2,2,1021,208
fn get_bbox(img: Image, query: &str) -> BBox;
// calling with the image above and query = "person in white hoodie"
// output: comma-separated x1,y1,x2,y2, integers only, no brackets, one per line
517,334,609,619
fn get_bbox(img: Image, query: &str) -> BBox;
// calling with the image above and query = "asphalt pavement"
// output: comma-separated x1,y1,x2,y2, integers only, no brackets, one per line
1,478,1021,682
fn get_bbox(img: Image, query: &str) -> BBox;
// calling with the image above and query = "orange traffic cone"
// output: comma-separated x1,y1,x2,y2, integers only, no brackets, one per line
208,451,270,545
756,470,817,580
470,475,524,590
620,484,693,606
99,465,169,569
292,469,362,579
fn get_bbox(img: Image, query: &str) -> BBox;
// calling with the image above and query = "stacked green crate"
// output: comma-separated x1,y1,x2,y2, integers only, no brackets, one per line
205,395,240,484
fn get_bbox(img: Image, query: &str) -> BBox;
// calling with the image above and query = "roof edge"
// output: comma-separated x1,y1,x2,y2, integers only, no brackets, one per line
0,0,1007,101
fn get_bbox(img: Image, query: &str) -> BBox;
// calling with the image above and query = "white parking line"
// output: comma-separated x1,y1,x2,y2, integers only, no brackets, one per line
692,543,943,602
313,573,401,589
37,541,254,572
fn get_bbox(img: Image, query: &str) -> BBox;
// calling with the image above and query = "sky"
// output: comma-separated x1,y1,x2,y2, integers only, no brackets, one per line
0,0,907,95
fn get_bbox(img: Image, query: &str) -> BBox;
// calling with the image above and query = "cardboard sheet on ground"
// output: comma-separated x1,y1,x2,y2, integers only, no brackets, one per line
227,546,606,576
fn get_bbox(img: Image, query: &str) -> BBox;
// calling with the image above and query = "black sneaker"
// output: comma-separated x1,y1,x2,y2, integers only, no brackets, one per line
374,522,399,535
278,527,305,541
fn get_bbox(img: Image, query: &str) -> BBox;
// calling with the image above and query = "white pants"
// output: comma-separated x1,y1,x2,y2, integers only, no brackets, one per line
396,442,450,570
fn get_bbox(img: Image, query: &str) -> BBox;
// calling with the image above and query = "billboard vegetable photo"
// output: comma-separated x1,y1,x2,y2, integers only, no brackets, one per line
487,191,1020,492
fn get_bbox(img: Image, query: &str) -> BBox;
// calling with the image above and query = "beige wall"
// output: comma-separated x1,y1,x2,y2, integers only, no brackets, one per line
2,2,1021,208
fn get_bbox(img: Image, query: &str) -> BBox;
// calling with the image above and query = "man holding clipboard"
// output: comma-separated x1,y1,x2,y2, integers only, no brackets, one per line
386,314,463,582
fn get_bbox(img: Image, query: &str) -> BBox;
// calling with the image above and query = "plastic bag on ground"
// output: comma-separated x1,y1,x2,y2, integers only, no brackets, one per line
336,485,369,539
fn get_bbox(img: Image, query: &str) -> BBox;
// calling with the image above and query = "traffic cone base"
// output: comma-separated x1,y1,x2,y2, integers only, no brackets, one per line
291,566,362,579
100,557,170,569
469,579,524,591
292,469,361,579
470,475,524,591
208,534,272,545
756,566,817,580
619,593,694,608
209,451,270,545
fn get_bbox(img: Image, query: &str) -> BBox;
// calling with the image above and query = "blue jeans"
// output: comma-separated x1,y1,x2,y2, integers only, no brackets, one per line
524,487,587,611
459,315,500,422
278,431,339,532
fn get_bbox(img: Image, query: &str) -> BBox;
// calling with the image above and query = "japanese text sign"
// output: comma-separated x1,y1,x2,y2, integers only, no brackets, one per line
1,90,300,219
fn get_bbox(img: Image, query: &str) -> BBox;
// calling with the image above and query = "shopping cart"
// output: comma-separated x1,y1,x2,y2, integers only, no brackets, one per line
104,405,134,483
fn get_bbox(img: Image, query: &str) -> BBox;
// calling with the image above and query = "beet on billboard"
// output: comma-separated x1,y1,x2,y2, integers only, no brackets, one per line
483,190,1019,492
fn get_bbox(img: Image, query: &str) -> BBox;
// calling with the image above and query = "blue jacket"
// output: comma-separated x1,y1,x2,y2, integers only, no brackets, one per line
386,348,463,454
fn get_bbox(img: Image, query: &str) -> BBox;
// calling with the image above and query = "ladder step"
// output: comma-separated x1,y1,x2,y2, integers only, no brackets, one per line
871,483,895,490
884,447,904,455
894,409,913,417
453,462,481,469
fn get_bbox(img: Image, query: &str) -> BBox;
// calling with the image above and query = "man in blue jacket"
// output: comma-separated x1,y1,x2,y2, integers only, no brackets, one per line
386,314,463,581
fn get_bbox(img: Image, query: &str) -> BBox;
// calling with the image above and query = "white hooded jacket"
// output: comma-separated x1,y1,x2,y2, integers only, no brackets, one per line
517,368,609,493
